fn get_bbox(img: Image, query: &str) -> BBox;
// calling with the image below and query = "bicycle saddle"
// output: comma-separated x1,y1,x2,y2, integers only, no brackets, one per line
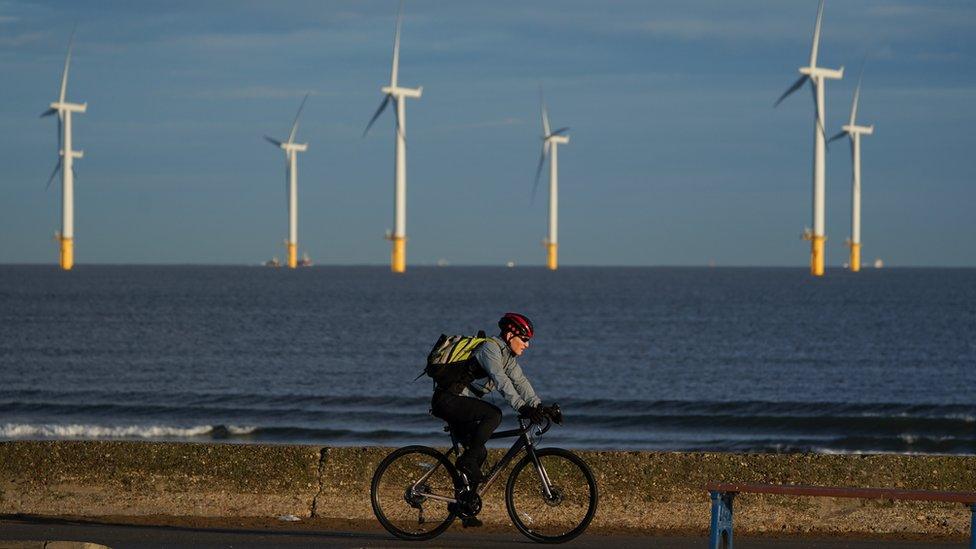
442,423,474,448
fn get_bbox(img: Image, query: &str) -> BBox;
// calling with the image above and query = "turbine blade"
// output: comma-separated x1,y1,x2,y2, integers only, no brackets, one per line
264,135,283,147
287,92,309,145
390,1,403,87
531,147,547,204
392,97,405,143
809,80,826,138
59,25,77,104
774,75,807,107
45,159,62,190
551,127,570,135
362,96,391,137
40,108,57,118
539,86,551,137
851,58,866,126
809,0,825,68
827,130,847,144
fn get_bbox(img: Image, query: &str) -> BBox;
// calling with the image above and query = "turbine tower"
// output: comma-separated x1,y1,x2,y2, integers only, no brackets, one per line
363,2,422,274
533,90,570,271
265,93,309,269
41,29,86,271
828,73,873,272
775,0,843,277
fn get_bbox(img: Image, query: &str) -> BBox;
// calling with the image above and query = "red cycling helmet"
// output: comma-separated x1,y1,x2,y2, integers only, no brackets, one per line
498,312,534,339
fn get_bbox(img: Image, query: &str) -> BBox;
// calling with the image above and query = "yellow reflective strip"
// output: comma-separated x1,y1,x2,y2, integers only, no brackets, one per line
448,337,484,363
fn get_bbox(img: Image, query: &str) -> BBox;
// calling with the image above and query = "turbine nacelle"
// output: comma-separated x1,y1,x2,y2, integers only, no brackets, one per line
799,66,844,80
545,134,570,145
842,124,874,136
281,142,309,153
47,101,87,114
381,85,423,99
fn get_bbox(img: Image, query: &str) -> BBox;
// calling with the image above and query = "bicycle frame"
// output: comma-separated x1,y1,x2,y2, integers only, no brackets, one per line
409,417,554,504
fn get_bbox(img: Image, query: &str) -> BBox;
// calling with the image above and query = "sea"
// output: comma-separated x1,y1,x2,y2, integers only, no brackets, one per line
0,265,973,455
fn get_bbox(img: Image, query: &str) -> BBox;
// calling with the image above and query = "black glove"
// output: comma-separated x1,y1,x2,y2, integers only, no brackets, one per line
542,404,563,425
518,404,545,424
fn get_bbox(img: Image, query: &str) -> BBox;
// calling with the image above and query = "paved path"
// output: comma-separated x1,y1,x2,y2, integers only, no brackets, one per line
0,517,966,548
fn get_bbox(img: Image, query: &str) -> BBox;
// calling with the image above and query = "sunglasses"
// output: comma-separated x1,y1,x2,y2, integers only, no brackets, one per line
516,335,531,343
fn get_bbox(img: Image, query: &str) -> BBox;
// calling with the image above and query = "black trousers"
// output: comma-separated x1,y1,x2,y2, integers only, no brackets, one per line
431,390,502,476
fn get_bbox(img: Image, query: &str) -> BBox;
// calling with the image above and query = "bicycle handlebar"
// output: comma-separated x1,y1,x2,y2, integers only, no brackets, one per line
523,403,561,436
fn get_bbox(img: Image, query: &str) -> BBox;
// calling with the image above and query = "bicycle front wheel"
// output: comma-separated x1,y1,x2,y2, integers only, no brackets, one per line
505,447,598,543
370,445,461,540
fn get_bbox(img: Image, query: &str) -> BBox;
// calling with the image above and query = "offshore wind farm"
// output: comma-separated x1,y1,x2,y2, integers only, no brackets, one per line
3,1,972,270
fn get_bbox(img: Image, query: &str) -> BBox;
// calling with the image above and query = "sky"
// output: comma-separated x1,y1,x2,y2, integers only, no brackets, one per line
1,0,974,267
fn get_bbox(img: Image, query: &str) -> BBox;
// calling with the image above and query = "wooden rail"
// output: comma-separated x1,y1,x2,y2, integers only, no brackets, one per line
705,483,976,549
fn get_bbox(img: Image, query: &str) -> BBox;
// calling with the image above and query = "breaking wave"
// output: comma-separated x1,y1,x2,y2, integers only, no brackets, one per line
0,423,257,440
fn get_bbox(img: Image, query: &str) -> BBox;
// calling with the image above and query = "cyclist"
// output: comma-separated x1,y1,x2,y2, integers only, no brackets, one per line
430,313,548,494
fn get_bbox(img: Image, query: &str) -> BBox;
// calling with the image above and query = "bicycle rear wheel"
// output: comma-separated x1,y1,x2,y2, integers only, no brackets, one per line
505,447,598,543
370,445,460,540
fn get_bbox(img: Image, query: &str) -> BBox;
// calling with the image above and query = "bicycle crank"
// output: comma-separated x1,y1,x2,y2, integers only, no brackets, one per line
452,489,482,518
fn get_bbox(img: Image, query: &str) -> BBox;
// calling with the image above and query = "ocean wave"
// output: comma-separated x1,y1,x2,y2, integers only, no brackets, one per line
3,389,974,421
0,423,256,439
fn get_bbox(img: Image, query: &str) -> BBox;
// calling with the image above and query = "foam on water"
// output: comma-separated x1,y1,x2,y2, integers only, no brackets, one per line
0,423,257,439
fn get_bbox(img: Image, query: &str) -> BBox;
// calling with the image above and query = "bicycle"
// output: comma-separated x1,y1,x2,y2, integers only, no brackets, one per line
370,404,598,543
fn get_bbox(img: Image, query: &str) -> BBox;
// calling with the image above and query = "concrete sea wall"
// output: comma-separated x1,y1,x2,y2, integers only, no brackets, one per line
1,441,974,538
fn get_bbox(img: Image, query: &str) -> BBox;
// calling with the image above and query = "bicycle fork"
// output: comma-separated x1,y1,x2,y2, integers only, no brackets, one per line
528,448,556,499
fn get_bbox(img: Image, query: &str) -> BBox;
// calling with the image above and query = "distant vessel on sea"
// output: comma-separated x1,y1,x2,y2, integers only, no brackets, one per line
265,253,311,267
874,258,884,268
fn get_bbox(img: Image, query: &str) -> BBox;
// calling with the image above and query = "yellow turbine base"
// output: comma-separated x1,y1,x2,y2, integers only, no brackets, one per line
810,235,825,277
391,236,406,273
850,242,861,272
59,237,74,271
546,243,558,271
287,243,298,269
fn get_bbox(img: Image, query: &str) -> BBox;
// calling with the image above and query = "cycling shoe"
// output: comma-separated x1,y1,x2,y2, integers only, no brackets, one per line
461,516,483,528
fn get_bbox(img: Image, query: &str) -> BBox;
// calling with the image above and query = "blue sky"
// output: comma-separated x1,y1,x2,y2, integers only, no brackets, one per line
1,1,974,266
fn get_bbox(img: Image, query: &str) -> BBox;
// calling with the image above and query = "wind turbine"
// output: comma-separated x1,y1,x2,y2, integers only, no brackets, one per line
532,89,570,271
363,2,422,274
775,0,843,277
265,93,309,269
41,29,86,271
828,71,873,272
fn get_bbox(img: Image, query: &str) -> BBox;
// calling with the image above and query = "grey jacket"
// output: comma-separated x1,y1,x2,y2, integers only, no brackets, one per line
464,336,542,410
